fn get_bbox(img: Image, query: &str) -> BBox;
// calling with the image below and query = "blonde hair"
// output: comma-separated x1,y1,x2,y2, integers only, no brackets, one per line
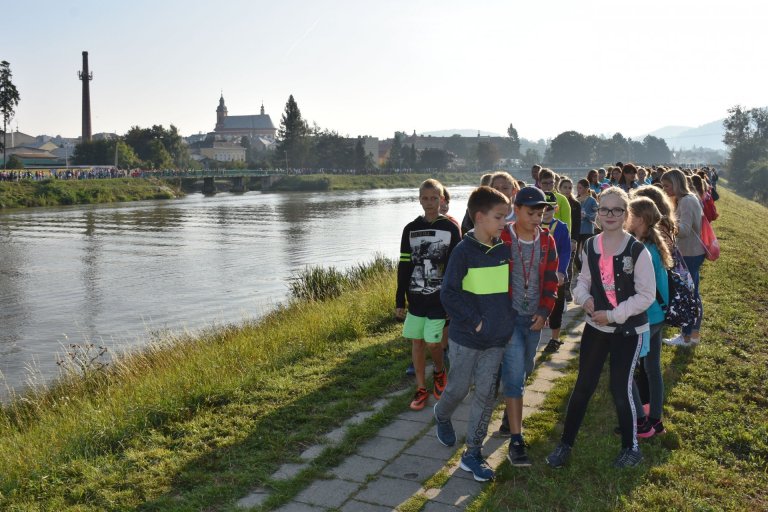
598,186,629,208
661,169,691,200
628,197,673,269
419,178,444,197
480,173,493,186
631,185,678,242
490,171,519,190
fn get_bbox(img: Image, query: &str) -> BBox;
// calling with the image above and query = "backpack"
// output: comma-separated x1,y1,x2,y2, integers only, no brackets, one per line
657,247,701,328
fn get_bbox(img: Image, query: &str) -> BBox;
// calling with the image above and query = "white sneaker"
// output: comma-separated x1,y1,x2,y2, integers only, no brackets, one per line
688,337,701,346
663,334,686,346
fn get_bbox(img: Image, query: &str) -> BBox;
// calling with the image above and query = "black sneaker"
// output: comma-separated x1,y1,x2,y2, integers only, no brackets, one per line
405,363,415,376
613,447,643,468
545,442,572,468
543,338,562,354
492,423,511,438
507,440,532,467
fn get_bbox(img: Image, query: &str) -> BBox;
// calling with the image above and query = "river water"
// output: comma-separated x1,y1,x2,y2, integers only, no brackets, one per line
0,186,472,396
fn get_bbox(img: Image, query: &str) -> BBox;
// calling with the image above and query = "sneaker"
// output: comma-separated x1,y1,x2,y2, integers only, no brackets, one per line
507,440,532,467
637,420,666,439
433,404,456,447
492,423,512,438
613,447,643,468
432,369,447,400
543,338,562,354
410,387,428,410
545,442,572,468
688,337,701,346
663,334,687,346
459,451,495,482
405,363,415,376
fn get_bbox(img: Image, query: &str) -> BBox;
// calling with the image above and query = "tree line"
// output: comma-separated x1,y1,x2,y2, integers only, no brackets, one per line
723,105,768,202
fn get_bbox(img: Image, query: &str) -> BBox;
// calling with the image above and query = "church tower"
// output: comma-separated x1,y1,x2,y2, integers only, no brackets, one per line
215,94,228,130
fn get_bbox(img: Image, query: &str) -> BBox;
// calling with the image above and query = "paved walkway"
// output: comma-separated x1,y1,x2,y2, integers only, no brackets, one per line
238,308,585,511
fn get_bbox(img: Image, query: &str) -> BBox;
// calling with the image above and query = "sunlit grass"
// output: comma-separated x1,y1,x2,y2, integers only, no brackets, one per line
0,259,406,510
0,178,179,208
472,187,768,511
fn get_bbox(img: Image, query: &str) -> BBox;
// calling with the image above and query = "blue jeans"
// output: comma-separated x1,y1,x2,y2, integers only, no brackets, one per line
501,314,542,398
682,254,705,335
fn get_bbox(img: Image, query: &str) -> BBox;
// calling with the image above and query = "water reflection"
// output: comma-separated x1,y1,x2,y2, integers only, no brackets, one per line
0,187,471,396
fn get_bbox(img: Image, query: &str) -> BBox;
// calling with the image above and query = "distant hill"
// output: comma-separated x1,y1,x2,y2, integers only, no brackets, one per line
638,119,726,151
420,129,502,137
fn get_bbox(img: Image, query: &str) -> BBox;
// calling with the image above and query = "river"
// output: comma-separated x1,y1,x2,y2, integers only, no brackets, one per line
0,186,472,397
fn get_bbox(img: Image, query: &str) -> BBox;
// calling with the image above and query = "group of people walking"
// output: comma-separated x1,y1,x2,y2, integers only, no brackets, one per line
395,163,719,481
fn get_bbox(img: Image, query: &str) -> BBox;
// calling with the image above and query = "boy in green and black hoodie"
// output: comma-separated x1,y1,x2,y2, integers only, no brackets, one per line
434,185,514,482
396,179,461,411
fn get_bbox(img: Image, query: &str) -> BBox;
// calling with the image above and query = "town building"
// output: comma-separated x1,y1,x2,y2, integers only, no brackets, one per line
213,95,276,141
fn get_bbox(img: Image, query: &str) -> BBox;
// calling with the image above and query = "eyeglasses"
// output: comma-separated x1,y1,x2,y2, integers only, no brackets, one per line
597,207,626,217
544,205,556,212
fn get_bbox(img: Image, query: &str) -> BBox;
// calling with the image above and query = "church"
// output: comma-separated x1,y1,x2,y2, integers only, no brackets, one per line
213,94,277,141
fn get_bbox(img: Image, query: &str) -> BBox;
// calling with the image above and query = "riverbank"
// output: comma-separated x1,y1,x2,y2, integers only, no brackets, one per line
264,172,484,192
0,189,763,510
0,178,182,209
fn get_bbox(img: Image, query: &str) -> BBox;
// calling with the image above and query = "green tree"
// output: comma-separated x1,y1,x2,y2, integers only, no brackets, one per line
506,123,521,158
386,132,404,169
275,94,309,169
418,148,451,170
147,139,173,169
354,137,367,171
521,148,541,168
723,105,768,196
6,154,23,169
548,130,591,165
1,60,21,168
124,125,190,168
444,134,467,159
72,139,141,167
642,135,672,163
476,141,500,170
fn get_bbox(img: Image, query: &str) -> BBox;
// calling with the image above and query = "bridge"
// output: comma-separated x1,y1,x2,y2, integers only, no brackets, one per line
171,169,288,194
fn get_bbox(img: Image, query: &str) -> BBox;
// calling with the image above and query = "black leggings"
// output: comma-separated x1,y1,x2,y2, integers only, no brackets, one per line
561,324,642,450
549,283,566,330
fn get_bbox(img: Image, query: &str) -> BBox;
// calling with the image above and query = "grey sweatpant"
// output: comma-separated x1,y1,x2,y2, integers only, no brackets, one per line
434,339,505,454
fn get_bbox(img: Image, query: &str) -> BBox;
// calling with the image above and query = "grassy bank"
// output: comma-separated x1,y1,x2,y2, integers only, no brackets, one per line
0,258,409,511
267,172,485,192
473,187,767,511
0,178,181,209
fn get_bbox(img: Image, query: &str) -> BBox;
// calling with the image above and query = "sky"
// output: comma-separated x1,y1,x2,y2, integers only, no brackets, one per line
4,0,767,142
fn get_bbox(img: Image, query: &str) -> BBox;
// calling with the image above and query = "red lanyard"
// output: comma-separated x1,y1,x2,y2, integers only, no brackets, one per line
513,226,537,292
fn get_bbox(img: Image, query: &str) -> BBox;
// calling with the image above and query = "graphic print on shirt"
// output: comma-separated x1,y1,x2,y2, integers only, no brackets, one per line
408,229,452,295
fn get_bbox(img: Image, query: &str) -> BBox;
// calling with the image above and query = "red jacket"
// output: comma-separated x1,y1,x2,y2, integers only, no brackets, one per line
501,224,559,317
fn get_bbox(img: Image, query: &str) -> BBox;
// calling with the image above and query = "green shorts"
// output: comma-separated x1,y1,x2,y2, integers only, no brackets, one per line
402,313,445,343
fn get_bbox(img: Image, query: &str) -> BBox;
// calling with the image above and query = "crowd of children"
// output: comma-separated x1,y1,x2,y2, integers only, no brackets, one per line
396,163,719,481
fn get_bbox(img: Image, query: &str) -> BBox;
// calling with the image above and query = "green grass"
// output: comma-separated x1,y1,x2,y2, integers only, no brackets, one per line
0,178,181,209
471,187,768,511
267,172,486,192
0,260,410,511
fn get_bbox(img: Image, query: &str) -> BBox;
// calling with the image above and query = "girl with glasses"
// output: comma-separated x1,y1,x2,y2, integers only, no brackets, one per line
546,187,655,469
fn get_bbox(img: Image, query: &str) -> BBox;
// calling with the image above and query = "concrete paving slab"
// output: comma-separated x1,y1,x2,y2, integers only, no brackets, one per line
381,453,447,481
273,502,324,512
522,389,547,409
378,418,425,440
534,365,566,382
294,478,359,509
324,425,347,444
236,488,270,508
396,406,434,423
403,433,458,460
371,398,389,411
427,475,482,508
341,500,394,512
423,501,463,511
331,454,387,483
299,444,325,461
385,388,410,398
356,436,409,461
271,462,309,481
346,410,375,426
354,475,423,508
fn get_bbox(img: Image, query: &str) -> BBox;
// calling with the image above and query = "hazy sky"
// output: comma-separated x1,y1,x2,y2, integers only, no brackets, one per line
4,0,767,141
